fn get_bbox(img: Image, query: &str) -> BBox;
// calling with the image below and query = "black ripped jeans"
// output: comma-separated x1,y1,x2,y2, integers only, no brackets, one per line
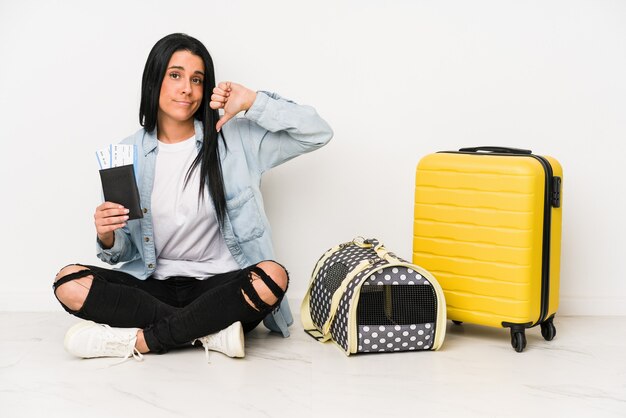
52,264,287,353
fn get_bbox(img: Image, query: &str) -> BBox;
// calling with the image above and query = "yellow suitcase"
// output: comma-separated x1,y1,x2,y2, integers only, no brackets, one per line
412,147,562,352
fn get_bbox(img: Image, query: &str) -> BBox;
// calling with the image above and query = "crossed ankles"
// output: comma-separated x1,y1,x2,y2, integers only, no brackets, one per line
64,320,245,363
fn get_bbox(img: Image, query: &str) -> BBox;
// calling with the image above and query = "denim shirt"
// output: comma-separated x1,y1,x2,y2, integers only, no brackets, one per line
96,91,333,337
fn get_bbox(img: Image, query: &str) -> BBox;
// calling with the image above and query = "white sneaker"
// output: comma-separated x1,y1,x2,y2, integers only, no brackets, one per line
64,320,144,362
192,322,245,362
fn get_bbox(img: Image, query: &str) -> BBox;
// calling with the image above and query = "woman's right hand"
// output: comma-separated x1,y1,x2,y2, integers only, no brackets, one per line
94,202,129,249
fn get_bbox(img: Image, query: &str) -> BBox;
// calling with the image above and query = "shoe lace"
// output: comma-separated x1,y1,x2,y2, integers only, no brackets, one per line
191,332,224,363
99,324,144,365
191,335,214,363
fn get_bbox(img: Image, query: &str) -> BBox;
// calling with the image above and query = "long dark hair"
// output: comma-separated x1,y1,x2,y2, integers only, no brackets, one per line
139,33,227,224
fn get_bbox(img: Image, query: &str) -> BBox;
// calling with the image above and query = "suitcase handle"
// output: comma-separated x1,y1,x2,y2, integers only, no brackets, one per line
459,146,532,155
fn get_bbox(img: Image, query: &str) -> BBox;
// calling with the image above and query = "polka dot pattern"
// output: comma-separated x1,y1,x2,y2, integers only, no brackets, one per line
362,266,431,287
331,268,373,350
309,244,377,329
358,323,435,352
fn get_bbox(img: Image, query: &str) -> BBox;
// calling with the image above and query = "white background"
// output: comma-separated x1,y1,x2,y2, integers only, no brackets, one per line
1,0,624,315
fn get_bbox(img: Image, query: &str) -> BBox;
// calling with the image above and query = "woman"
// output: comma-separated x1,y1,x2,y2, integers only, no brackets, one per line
52,33,332,362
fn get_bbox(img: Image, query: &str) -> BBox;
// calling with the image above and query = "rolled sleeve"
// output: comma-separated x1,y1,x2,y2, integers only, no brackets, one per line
243,91,333,172
96,229,131,265
243,90,271,122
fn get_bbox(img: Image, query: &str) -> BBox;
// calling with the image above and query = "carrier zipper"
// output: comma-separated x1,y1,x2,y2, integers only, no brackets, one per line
441,150,557,327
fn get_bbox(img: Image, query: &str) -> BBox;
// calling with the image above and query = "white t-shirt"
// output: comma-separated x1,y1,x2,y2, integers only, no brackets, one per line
150,136,239,280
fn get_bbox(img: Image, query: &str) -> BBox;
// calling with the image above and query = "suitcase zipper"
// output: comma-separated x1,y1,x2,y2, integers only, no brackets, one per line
528,154,555,327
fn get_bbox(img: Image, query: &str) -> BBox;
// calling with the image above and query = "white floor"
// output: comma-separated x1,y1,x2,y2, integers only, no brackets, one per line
1,309,625,418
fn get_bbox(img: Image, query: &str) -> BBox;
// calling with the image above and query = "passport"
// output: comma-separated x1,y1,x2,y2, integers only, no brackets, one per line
99,164,143,220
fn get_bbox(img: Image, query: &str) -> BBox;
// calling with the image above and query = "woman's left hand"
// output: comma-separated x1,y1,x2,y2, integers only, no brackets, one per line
210,82,257,132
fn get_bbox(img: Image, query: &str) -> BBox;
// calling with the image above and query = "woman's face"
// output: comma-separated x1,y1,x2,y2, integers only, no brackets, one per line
158,50,205,126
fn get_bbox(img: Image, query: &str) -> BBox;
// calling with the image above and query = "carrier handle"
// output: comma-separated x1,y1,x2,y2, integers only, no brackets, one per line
459,146,532,155
372,242,401,264
352,237,379,248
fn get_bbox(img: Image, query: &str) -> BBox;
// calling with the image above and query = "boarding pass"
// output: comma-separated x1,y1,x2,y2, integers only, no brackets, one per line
96,144,137,169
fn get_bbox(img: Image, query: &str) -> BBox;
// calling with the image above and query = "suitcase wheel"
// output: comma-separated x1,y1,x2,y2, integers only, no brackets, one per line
540,318,557,341
510,329,527,353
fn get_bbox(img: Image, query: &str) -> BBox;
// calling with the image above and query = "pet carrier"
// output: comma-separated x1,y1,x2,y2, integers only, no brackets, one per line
301,237,447,355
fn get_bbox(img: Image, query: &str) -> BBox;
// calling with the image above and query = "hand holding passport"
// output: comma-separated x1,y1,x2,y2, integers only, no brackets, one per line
96,145,143,220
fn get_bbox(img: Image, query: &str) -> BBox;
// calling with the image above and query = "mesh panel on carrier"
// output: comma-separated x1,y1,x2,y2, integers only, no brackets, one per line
357,285,437,326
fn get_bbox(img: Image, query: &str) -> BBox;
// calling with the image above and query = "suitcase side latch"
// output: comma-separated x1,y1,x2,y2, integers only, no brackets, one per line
551,176,562,208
